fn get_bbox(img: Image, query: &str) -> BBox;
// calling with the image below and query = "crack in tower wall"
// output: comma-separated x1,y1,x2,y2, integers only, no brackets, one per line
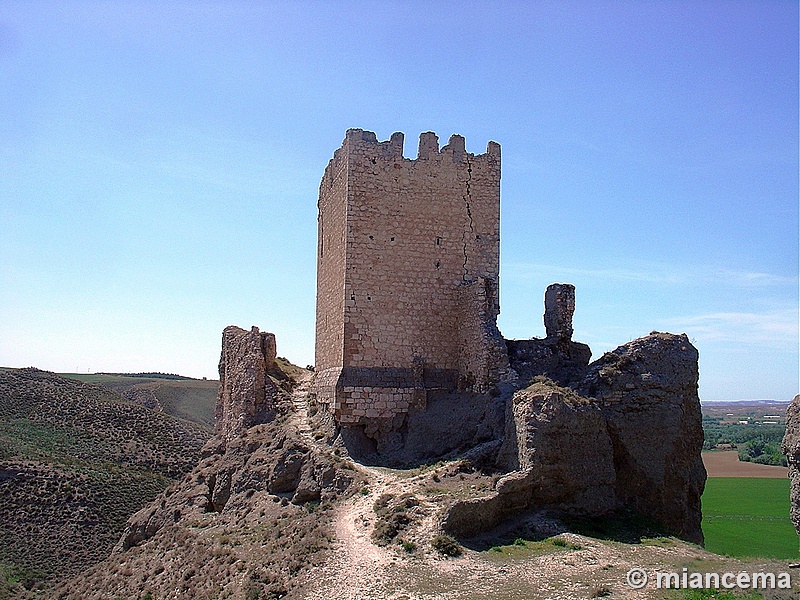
462,156,474,280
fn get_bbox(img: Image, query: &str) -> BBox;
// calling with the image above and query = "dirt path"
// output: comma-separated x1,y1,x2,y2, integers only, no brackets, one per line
290,393,659,599
298,463,733,600
300,491,753,600
294,396,795,599
303,466,406,599
288,372,314,442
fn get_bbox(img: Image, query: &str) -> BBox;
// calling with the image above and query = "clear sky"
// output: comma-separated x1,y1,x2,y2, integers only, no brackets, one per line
1,1,797,401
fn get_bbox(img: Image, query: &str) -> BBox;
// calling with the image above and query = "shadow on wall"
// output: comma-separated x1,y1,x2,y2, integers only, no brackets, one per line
338,386,511,469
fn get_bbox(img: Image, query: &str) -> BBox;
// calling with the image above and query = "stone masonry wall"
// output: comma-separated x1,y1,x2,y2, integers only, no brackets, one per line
314,129,508,432
458,277,509,392
506,283,591,387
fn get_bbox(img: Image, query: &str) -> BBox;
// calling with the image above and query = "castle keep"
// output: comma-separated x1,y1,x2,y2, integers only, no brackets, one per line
313,129,509,433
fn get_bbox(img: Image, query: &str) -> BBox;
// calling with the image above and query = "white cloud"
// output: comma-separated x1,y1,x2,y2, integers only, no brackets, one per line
659,309,799,349
503,262,798,288
710,269,798,288
503,262,684,284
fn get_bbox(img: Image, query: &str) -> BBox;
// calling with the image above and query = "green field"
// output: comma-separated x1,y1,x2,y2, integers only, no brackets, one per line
702,477,798,559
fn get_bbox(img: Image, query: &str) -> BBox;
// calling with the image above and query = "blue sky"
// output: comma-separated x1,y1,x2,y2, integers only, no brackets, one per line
1,1,797,401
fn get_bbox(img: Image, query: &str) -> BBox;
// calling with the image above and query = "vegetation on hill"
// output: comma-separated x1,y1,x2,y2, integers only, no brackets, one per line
702,415,787,466
99,372,194,380
0,367,214,595
61,372,218,428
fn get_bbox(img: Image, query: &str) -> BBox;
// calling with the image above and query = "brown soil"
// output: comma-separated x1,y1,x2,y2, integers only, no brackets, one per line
702,450,789,478
296,461,798,599
8,370,797,599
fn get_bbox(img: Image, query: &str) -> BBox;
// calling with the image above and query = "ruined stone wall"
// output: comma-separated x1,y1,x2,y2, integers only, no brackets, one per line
216,326,279,444
544,283,575,341
506,283,591,387
457,277,509,392
314,129,507,430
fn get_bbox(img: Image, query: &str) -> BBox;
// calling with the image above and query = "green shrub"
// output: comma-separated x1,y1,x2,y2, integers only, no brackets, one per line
372,494,418,545
549,537,582,550
431,534,462,557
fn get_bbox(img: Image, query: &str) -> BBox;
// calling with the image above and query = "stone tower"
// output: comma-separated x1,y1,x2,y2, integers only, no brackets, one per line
313,129,509,435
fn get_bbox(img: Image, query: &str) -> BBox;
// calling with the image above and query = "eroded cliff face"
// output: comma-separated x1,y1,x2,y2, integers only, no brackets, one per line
126,326,360,540
115,418,358,553
781,394,800,536
578,332,706,544
445,286,706,545
446,384,618,538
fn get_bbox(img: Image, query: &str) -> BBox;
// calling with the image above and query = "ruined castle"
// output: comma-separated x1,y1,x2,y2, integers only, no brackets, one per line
312,129,509,433
208,129,706,545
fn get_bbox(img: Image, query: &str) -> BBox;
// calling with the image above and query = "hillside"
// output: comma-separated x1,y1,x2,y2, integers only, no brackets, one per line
0,368,214,595
60,372,218,428
52,405,798,600
3,360,797,598
57,356,303,430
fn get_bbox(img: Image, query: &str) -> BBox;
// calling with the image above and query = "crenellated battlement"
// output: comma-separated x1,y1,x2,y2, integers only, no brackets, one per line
337,128,500,164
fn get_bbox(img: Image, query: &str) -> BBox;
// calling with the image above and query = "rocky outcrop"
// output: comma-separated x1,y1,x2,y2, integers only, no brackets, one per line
216,325,280,443
579,332,706,544
444,330,706,545
446,383,617,537
498,385,617,492
333,386,507,469
781,394,800,536
116,417,358,552
506,338,592,387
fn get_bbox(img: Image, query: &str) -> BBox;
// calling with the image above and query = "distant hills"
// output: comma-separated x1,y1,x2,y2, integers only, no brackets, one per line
0,367,215,595
702,399,792,405
59,371,218,428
